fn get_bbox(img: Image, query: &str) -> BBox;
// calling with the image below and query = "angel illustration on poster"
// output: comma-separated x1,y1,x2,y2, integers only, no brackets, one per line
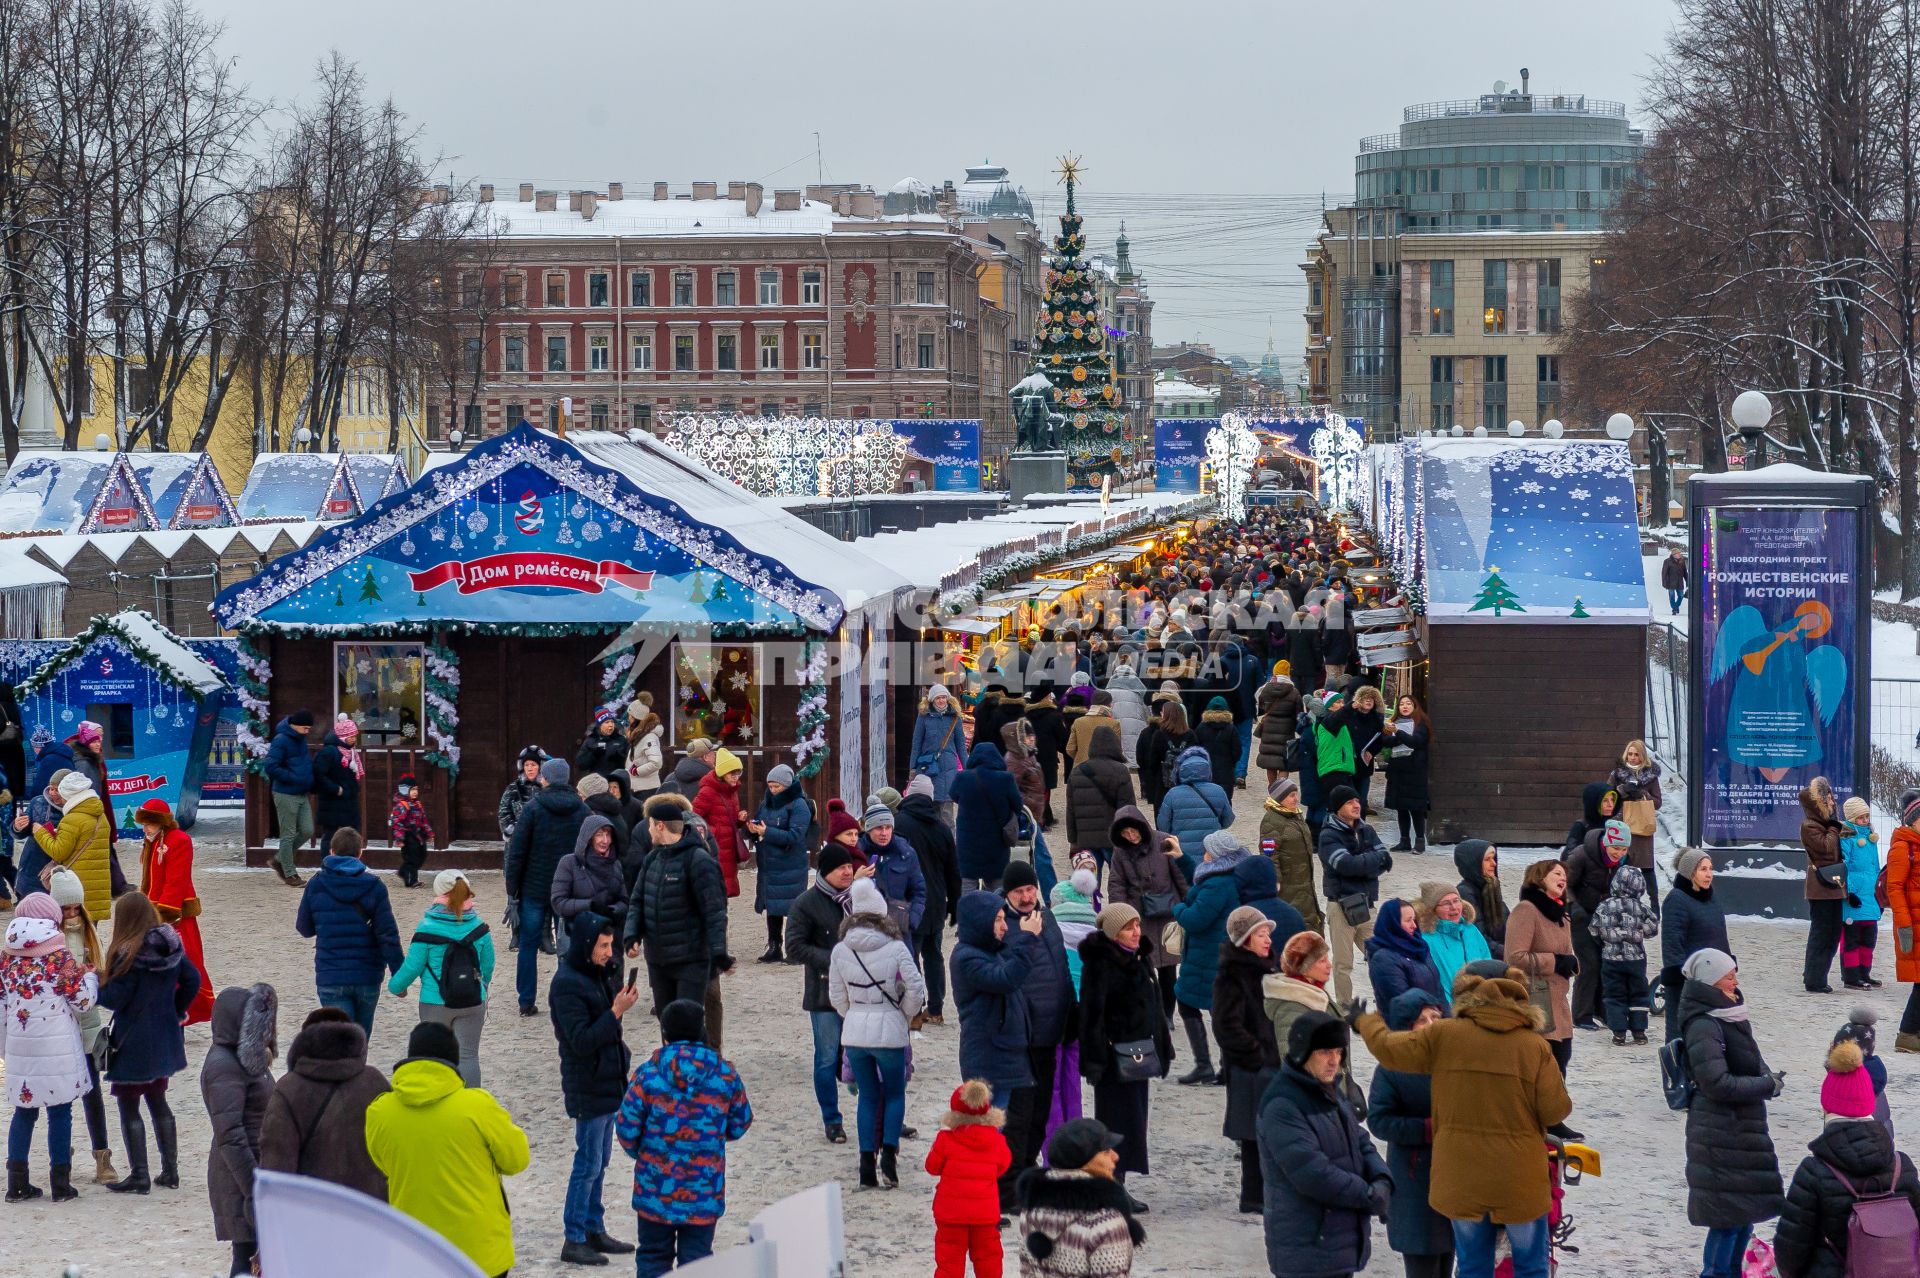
1709,599,1848,781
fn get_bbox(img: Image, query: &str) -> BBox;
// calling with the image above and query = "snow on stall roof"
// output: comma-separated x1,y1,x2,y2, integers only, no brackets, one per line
563,430,914,609
442,195,948,241
1690,462,1872,487
103,610,225,695
238,453,354,520
419,451,462,477
849,493,1196,590
0,542,66,588
343,454,406,502
0,451,117,533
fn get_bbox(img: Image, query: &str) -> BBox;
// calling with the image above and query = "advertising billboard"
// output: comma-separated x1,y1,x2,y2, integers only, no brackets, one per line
1154,419,1207,492
887,419,981,492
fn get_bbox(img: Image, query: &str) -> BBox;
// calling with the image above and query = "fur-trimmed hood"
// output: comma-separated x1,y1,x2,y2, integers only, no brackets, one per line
1449,973,1544,1033
285,1018,370,1080
1015,1167,1146,1248
1200,707,1235,726
212,982,278,1075
837,910,903,943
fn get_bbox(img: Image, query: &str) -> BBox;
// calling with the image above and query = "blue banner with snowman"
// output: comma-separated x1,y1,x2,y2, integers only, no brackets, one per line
887,420,981,491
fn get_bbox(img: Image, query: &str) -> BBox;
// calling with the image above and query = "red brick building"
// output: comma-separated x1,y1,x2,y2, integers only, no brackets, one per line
427,181,987,441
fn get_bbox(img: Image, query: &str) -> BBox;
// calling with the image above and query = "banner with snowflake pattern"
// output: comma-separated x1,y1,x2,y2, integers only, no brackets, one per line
886,420,981,491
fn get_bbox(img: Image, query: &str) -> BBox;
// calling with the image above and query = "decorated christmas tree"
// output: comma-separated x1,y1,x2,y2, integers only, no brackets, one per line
1467,566,1525,617
1029,155,1129,489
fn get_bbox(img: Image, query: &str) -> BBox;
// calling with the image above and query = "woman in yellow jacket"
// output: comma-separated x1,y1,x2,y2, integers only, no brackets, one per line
366,1022,530,1278
29,772,115,920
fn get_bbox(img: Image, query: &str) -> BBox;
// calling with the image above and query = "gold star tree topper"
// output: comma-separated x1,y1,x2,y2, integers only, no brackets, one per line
1055,154,1086,186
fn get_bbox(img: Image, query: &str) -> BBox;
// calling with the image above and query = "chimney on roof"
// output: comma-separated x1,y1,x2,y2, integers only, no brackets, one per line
653,181,668,201
774,189,802,211
607,181,623,201
519,182,533,202
744,182,763,217
568,190,582,212
805,185,830,204
479,183,494,202
535,190,557,212
692,180,718,201
1521,67,1530,95
851,190,879,219
726,180,745,201
580,191,598,221
833,191,851,216
432,183,449,203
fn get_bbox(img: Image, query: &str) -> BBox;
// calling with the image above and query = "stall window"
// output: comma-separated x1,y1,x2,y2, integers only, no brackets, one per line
84,703,136,760
335,642,424,745
672,642,761,748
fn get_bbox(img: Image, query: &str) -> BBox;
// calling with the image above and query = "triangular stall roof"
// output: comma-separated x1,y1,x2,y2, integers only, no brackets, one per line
1411,437,1648,623
344,453,409,504
213,423,912,635
15,608,225,699
0,451,161,534
127,452,240,529
238,453,366,521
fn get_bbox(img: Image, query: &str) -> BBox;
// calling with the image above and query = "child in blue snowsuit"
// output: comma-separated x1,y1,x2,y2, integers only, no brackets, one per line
1839,796,1884,989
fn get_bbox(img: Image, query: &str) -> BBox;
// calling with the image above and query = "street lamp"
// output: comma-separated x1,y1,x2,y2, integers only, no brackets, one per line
294,426,313,448
1731,390,1772,470
449,428,464,450
1507,419,1525,437
1605,412,1634,441
93,433,112,452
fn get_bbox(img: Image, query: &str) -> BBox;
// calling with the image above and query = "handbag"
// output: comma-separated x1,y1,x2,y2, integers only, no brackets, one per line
1815,861,1847,891
914,714,961,777
1111,1037,1161,1082
1527,972,1556,1022
1336,892,1370,928
1622,797,1657,838
1140,890,1178,918
1160,920,1185,957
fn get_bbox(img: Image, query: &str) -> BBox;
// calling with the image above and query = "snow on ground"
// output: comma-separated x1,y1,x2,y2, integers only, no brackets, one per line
5,788,1907,1278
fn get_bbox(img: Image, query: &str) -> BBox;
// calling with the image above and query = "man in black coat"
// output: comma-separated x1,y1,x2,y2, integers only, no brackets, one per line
548,914,639,1265
624,793,732,1026
894,775,961,1023
997,859,1078,1212
785,846,858,1143
505,757,590,1015
1316,785,1393,1005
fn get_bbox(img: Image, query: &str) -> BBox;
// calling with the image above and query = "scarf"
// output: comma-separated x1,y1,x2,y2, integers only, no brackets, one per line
1708,996,1750,1024
1673,874,1713,904
826,882,854,914
1519,884,1568,926
1370,903,1432,961
1478,873,1510,935
336,744,364,781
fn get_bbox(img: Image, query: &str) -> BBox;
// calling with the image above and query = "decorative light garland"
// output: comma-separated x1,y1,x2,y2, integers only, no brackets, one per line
235,634,273,770
1204,413,1260,522
421,638,460,776
1309,409,1367,509
661,416,909,498
793,640,831,779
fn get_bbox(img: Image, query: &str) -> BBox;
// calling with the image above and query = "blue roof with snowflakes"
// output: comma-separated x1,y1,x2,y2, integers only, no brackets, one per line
1410,438,1647,623
344,453,409,503
0,450,161,534
126,453,239,528
237,452,366,521
211,422,849,635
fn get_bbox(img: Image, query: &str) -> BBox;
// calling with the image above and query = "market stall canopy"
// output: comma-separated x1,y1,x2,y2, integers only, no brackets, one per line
212,422,909,635
238,452,368,521
344,453,410,503
0,451,160,534
127,452,239,529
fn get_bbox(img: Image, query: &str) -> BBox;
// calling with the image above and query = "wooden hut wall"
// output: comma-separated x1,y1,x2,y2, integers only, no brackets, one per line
157,538,222,637
49,545,121,633
1424,620,1646,845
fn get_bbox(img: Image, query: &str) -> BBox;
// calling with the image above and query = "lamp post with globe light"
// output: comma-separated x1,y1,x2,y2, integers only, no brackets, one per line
1731,390,1772,471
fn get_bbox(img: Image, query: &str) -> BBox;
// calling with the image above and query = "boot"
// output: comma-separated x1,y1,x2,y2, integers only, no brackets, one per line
49,1163,77,1203
5,1160,41,1203
879,1144,899,1189
858,1150,879,1189
1898,1032,1920,1054
1238,1141,1263,1213
586,1231,634,1255
152,1107,180,1189
108,1110,150,1194
92,1149,116,1184
558,1240,608,1267
1177,1017,1216,1085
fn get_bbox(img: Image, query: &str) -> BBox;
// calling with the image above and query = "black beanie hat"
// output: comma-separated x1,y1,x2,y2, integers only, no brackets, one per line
815,845,855,880
288,709,315,727
1326,785,1360,813
1286,1009,1350,1067
661,998,706,1045
1001,859,1039,894
402,1021,462,1071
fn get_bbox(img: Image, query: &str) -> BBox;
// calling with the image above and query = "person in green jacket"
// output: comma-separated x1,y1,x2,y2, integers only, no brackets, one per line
1313,691,1358,799
1417,880,1492,1003
389,870,496,1086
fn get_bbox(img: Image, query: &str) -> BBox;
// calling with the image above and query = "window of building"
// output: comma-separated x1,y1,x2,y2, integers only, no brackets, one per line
715,271,737,307
673,271,694,306
1537,355,1561,387
1483,260,1508,334
802,332,823,369
548,402,562,429
460,272,482,307
1432,401,1454,430
631,333,653,370
915,271,935,304
892,272,902,305
503,335,524,373
802,400,822,416
1430,356,1455,385
630,271,651,307
588,334,609,371
1309,279,1323,309
545,272,567,307
588,272,609,307
674,334,695,371
590,402,608,429
917,333,935,369
1430,260,1454,335
545,334,567,371
716,333,738,371
503,274,524,308
504,402,524,426
894,332,904,368
633,403,653,430
758,269,780,305
465,338,483,380
760,402,779,418
801,270,822,305
1536,258,1562,333
759,333,780,370
334,642,422,746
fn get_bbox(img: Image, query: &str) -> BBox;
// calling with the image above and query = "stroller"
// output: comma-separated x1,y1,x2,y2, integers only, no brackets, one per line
1493,1137,1601,1277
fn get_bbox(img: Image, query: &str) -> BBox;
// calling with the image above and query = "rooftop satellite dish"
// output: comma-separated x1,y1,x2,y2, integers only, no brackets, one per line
1493,80,1508,94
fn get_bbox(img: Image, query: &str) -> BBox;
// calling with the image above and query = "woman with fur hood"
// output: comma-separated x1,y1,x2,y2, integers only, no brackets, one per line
200,984,277,1277
623,693,666,801
1064,692,1121,776
1254,668,1303,791
828,878,927,1190
97,892,203,1195
1,892,99,1204
910,685,967,807
1014,1118,1145,1278
1194,697,1241,793
1260,779,1322,932
260,1007,389,1200
1002,721,1049,824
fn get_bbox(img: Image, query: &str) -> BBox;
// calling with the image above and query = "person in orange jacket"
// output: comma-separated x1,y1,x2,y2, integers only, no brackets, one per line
926,1080,1012,1278
133,798,214,1026
1889,790,1920,1052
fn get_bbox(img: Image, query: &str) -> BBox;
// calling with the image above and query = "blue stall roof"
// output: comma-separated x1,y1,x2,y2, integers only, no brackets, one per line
344,453,409,504
126,453,239,529
0,451,160,534
238,453,366,521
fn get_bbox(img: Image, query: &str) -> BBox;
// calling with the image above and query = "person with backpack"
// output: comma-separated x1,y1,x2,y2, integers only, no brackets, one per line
389,870,495,1086
1156,749,1232,884
550,912,641,1266
295,828,405,1038
1771,1036,1920,1278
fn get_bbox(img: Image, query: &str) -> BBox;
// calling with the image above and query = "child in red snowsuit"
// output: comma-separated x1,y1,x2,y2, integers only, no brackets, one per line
925,1080,1011,1278
389,772,434,889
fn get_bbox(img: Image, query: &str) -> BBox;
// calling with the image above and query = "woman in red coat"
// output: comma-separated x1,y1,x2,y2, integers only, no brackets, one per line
133,798,215,1025
693,748,746,897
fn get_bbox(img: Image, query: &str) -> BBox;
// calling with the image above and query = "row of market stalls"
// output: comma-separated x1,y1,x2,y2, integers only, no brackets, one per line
1358,435,1650,844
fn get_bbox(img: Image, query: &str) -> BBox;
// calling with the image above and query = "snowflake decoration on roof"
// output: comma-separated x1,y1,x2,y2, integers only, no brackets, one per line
1518,481,1542,494
1568,487,1590,501
1488,441,1633,479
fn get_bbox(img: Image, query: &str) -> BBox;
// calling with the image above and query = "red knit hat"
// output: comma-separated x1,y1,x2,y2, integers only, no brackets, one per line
825,798,860,845
949,1082,992,1117
1821,1041,1877,1119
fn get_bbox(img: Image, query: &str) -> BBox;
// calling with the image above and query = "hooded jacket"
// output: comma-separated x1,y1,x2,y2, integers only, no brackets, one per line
1024,697,1069,789
1170,849,1249,1009
200,984,276,1243
1064,705,1119,775
1452,840,1507,958
263,718,315,795
1354,972,1572,1224
1800,784,1847,902
752,783,814,916
1565,781,1619,851
1064,724,1135,851
295,854,406,987
925,1121,1013,1228
1774,1119,1920,1278
1155,752,1232,879
616,1039,753,1225
1890,825,1920,985
1105,806,1188,971
1680,979,1785,1228
1001,722,1048,818
1232,854,1305,948
0,918,98,1108
951,742,1025,882
99,924,203,1082
1366,903,1446,1009
312,730,363,830
549,913,633,1119
657,755,711,799
1365,989,1453,1258
893,793,960,930
366,1059,530,1276
1194,704,1240,791
625,720,665,791
1076,929,1172,1087
1103,664,1150,758
623,826,729,967
504,784,591,907
828,912,927,1050
550,814,629,923
1013,1167,1145,1278
30,789,114,921
950,891,1039,1091
1419,901,1492,997
910,699,967,802
260,1018,389,1199
389,903,495,1006
1257,1057,1391,1278
1255,678,1303,770
1589,865,1659,963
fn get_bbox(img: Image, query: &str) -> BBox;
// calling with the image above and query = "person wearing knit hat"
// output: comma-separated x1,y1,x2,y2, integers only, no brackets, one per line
869,786,904,812
1151,679,1183,705
1096,902,1140,940
576,771,609,799
2,890,101,1203
1051,870,1101,988
1074,895,1169,1205
862,802,895,832
855,797,927,943
1261,777,1322,934
1318,778,1388,1006
1682,946,1738,989
823,798,863,854
1166,829,1257,1085
1226,905,1275,950
749,763,813,963
905,773,936,800
575,707,629,780
1831,1007,1892,1137
1837,797,1884,991
24,766,115,921
927,1079,1010,1278
912,684,966,809
693,747,747,899
785,840,861,1143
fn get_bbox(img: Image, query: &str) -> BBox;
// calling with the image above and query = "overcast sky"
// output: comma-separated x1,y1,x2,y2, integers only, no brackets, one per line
196,0,1680,370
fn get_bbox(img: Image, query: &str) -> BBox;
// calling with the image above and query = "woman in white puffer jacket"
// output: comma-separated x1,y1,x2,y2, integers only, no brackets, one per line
828,877,927,1190
1103,654,1150,758
624,692,666,800
1,891,99,1202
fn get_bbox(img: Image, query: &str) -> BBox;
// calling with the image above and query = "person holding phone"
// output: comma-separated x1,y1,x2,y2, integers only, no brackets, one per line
550,913,641,1266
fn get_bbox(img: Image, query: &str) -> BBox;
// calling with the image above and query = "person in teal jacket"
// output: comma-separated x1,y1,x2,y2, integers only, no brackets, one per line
1168,831,1253,1085
389,869,497,1086
1415,880,1492,1003
1839,796,1885,989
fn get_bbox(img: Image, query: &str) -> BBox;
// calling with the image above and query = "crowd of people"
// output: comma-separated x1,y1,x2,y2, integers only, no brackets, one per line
5,508,1920,1278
